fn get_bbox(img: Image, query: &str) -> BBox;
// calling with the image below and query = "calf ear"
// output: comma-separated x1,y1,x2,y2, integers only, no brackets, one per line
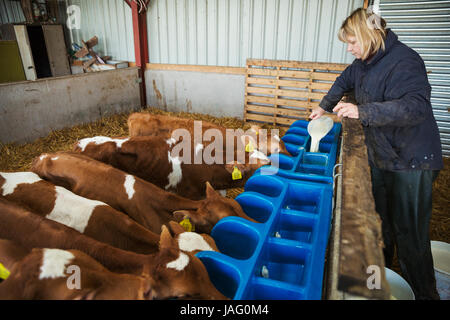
173,210,191,222
225,161,243,174
249,125,261,133
168,221,186,236
205,182,219,198
73,290,97,300
159,225,177,250
240,135,258,151
225,161,251,175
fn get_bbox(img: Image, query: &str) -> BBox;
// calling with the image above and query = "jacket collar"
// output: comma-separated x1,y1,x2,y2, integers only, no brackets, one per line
356,29,398,68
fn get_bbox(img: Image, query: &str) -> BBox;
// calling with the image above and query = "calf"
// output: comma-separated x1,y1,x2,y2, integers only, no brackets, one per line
73,135,270,200
0,172,218,255
0,240,152,300
127,113,289,155
31,152,255,234
0,198,227,299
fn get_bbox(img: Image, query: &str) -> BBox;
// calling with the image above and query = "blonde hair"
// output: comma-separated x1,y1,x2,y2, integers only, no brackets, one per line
338,8,387,60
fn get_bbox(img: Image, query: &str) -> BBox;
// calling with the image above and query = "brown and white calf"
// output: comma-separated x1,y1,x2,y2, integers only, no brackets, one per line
127,113,289,155
0,198,227,299
0,172,218,255
31,152,255,234
73,135,270,200
0,240,152,300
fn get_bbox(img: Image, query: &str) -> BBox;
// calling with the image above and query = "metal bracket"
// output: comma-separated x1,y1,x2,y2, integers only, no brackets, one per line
332,163,343,191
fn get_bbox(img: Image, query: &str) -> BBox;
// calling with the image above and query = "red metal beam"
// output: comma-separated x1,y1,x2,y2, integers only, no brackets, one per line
130,0,148,107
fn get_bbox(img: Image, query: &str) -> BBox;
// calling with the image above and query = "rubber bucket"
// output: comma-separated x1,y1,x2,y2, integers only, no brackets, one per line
430,241,450,300
385,267,415,300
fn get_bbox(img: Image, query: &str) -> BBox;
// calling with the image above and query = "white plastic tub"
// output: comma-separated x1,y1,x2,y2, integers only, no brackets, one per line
385,267,415,300
431,241,450,300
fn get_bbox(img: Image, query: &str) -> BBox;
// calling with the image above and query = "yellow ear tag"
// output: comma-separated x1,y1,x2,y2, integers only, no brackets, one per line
179,218,194,232
245,141,254,153
232,166,243,180
0,263,10,280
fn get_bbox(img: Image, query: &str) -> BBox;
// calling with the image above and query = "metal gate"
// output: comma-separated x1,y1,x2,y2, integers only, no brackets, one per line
379,0,450,156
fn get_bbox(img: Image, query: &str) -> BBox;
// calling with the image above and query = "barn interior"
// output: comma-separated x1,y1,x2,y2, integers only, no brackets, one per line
0,0,448,304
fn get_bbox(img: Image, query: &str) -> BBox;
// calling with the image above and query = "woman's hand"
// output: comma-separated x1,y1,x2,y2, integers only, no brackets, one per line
333,102,359,119
309,107,326,120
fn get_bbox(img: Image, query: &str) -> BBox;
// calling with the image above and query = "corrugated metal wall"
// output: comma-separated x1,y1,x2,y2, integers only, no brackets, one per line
1,0,362,64
379,0,450,156
0,0,25,24
147,0,362,66
66,0,135,61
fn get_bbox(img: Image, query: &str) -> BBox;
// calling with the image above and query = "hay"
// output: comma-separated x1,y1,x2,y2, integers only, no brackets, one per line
431,157,450,242
0,107,448,247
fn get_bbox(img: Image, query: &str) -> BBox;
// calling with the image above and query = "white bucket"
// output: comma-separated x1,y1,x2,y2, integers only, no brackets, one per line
431,241,450,300
385,267,415,300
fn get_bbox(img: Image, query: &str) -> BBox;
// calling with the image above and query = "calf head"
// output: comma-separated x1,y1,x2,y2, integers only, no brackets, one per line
0,248,152,300
173,182,256,234
224,152,271,178
145,226,226,300
167,221,219,254
248,125,289,155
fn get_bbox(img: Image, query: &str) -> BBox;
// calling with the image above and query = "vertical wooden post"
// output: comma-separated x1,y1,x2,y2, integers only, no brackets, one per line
307,68,313,116
274,66,280,126
244,59,250,123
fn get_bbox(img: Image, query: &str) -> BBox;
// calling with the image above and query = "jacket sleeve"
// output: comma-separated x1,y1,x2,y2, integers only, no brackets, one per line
319,63,355,112
358,57,431,127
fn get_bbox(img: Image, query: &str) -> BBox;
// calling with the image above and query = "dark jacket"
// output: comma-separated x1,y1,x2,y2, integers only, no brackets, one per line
319,29,443,171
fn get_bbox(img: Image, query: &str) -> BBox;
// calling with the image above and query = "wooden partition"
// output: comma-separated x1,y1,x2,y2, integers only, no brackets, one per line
336,118,390,299
244,59,347,126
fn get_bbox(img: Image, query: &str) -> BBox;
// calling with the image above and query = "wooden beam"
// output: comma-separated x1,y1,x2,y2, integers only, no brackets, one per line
337,118,390,299
146,63,246,75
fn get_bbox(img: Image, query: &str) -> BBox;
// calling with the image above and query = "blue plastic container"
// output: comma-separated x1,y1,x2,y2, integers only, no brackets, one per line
196,118,341,300
256,119,341,184
196,174,333,300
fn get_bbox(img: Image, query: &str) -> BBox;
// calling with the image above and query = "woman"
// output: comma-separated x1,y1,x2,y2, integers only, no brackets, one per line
310,8,443,300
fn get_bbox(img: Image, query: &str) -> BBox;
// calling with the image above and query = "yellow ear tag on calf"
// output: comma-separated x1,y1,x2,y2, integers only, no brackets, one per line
232,166,243,180
0,263,10,280
179,218,194,232
245,141,254,153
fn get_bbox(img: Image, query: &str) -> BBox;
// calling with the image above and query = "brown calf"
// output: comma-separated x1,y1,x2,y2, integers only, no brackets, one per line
0,172,218,255
0,240,152,300
0,198,226,299
127,113,289,155
31,152,255,234
73,135,269,200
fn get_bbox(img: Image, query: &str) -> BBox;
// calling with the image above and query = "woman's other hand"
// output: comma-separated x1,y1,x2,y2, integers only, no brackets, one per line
309,107,326,120
333,102,359,119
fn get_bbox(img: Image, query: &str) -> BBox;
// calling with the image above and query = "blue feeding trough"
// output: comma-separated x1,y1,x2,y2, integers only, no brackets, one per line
257,119,341,184
196,175,333,300
196,118,341,300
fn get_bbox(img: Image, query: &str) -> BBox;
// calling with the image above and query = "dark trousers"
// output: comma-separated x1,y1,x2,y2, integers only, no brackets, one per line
370,167,440,300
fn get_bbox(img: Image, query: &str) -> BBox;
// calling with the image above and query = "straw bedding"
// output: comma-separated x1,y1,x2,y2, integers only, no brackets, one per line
0,107,448,247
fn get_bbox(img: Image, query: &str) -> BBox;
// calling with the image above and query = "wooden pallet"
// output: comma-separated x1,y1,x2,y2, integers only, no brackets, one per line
244,59,348,126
